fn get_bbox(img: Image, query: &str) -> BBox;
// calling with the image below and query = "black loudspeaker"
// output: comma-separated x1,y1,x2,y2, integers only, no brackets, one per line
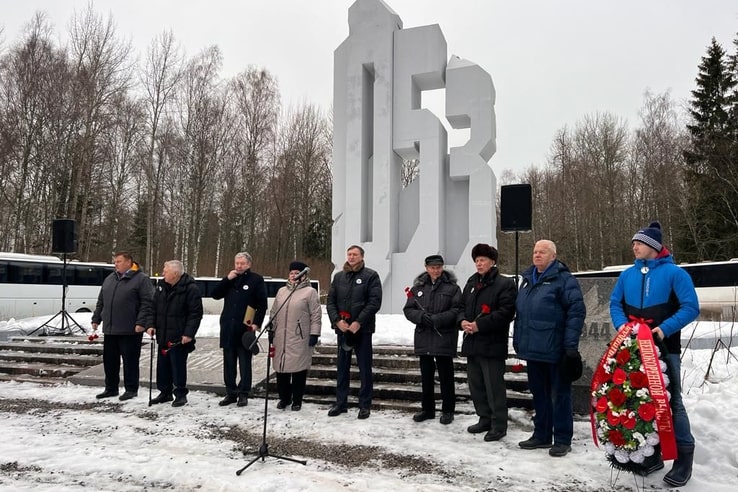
52,219,78,254
500,184,532,232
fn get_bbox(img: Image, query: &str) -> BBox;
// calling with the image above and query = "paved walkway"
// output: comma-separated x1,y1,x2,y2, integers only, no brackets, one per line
69,337,271,397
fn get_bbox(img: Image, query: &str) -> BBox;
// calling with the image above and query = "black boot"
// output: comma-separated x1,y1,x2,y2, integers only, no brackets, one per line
663,445,694,487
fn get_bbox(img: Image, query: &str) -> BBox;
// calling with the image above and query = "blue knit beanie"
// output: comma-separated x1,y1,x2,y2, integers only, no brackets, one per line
632,221,663,252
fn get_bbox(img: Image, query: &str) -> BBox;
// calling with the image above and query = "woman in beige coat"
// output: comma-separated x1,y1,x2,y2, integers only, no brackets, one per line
270,261,322,411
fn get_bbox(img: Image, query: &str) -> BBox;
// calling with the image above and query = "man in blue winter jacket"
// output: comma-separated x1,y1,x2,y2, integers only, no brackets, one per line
514,239,585,458
610,221,699,487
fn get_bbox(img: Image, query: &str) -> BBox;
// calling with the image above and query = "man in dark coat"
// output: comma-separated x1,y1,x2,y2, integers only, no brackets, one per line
458,243,517,442
403,254,463,425
326,244,382,419
212,252,267,407
147,260,203,407
91,251,155,401
514,239,585,458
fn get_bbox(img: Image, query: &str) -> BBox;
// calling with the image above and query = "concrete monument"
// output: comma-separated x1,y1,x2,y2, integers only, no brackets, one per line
333,0,497,313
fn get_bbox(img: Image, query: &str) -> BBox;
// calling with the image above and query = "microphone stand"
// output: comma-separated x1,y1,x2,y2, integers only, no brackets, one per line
236,276,308,475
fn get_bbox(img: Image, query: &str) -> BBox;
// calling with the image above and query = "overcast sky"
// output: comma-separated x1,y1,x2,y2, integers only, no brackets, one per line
2,0,737,176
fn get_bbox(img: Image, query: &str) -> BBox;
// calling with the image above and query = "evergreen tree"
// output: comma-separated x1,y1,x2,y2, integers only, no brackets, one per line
678,38,738,261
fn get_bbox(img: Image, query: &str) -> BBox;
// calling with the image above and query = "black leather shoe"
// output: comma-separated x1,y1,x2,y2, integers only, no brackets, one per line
277,400,291,410
484,429,507,442
357,408,371,419
549,444,572,457
237,395,248,407
327,405,347,417
518,436,552,449
467,421,491,434
172,396,187,407
291,404,302,411
150,393,173,405
412,411,435,422
439,413,454,425
96,390,118,399
219,395,238,406
119,391,137,401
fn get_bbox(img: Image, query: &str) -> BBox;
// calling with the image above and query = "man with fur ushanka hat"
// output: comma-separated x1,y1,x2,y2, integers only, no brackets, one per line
403,254,463,425
458,243,517,442
610,221,699,486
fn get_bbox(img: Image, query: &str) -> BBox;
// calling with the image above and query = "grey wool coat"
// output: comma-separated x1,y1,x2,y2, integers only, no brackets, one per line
270,279,322,373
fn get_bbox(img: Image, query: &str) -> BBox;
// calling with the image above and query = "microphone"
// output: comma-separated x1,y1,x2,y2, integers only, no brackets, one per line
294,267,310,280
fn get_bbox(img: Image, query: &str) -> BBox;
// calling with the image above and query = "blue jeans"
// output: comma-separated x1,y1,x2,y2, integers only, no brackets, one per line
526,359,573,446
335,331,373,409
666,353,695,447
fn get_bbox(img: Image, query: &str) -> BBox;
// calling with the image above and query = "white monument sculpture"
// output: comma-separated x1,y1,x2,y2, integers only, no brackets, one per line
333,0,497,313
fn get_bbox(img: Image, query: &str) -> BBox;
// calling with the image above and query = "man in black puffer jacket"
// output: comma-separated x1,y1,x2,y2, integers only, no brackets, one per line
147,260,203,407
403,254,463,425
458,243,517,442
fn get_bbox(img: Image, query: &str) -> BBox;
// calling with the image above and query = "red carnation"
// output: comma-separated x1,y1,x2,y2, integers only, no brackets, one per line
609,430,626,447
607,387,626,407
638,402,656,422
339,311,351,321
621,412,637,430
607,409,621,426
612,368,627,385
404,286,413,298
481,304,491,314
511,363,524,373
616,349,631,366
629,371,648,389
595,396,608,413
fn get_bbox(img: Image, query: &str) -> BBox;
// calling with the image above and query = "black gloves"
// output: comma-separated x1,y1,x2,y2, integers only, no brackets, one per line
561,349,583,383
422,313,433,328
309,334,319,347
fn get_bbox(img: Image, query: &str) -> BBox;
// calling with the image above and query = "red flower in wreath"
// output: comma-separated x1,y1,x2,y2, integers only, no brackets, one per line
621,412,637,430
638,402,656,422
616,349,631,366
607,410,621,426
607,387,626,407
609,430,626,447
629,371,648,389
612,367,627,385
595,396,608,413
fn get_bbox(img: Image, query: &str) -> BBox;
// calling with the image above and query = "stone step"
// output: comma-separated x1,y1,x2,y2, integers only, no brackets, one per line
0,373,64,386
310,351,526,373
0,350,101,367
0,341,104,356
0,361,85,378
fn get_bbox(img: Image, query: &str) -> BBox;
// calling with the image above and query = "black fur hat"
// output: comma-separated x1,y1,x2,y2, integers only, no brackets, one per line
471,243,498,262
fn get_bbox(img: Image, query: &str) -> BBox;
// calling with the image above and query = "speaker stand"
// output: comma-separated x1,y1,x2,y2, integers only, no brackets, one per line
27,254,85,337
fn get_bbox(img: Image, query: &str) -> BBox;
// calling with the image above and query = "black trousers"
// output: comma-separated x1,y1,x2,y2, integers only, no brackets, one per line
335,331,373,409
276,370,308,405
419,354,456,414
466,355,507,432
103,333,144,393
223,346,253,396
156,344,190,398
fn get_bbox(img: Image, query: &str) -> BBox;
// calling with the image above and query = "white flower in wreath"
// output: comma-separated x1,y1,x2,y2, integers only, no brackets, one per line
635,388,650,399
642,444,656,457
632,432,646,446
630,448,646,464
646,432,659,446
662,373,670,387
604,442,615,455
614,449,630,464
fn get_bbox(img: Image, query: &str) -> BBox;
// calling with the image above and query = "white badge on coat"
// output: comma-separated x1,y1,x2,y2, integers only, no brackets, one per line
356,279,362,284
417,291,423,297
640,267,649,275
243,285,250,290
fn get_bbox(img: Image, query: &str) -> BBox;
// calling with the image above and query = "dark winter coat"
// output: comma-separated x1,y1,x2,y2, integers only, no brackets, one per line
326,261,382,333
458,268,517,359
403,270,463,357
609,249,699,354
212,270,268,349
151,273,203,346
271,278,322,373
92,262,154,335
513,260,585,363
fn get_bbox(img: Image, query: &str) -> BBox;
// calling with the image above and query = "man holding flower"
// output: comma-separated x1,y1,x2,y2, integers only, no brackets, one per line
458,243,517,442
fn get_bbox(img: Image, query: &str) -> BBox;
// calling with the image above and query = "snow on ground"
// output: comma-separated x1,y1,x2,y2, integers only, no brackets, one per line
0,314,737,491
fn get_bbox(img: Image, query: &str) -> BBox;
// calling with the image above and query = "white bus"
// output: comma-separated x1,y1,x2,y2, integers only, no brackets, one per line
573,258,738,320
151,276,321,315
0,252,114,320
